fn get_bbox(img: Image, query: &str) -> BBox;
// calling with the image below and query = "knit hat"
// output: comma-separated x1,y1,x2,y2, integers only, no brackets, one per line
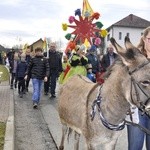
86,64,92,70
89,45,97,51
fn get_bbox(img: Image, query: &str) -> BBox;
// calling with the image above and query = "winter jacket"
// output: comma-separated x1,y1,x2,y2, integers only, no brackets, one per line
25,55,31,65
9,59,19,73
16,61,27,78
26,55,49,80
101,52,118,71
44,51,63,76
86,53,100,74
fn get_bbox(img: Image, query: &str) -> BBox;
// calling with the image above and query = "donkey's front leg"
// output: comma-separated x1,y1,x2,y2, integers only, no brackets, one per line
74,131,80,150
59,124,68,150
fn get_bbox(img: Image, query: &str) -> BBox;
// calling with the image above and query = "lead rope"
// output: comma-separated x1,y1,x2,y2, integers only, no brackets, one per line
91,97,150,134
125,120,150,135
90,86,150,133
90,85,126,131
90,86,102,121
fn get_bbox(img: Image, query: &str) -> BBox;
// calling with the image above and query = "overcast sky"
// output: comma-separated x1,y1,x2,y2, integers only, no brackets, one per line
0,0,150,48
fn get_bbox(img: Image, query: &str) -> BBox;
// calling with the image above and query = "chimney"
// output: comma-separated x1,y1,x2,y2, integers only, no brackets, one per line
130,14,133,21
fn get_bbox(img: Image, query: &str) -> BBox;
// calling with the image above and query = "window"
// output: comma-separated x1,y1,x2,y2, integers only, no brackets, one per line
107,34,110,41
119,32,122,40
126,33,130,37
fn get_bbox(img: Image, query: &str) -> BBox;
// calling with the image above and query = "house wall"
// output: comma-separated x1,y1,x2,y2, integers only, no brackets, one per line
105,26,144,53
29,40,44,52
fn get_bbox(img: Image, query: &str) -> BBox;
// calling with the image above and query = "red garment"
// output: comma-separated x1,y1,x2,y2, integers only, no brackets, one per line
96,72,105,84
63,65,71,79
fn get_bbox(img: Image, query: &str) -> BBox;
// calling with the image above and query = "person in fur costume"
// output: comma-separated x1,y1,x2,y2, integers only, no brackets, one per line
62,44,88,83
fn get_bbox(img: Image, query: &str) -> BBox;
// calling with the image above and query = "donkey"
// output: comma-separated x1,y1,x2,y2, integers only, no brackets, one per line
58,37,150,150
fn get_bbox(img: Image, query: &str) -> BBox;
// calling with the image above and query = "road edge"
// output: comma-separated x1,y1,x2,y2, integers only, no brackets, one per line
3,90,14,150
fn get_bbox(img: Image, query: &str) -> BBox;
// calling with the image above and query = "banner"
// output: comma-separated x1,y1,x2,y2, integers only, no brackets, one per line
43,37,47,52
82,0,94,17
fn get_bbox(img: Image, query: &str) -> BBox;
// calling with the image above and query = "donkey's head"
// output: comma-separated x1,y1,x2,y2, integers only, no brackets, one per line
110,37,150,114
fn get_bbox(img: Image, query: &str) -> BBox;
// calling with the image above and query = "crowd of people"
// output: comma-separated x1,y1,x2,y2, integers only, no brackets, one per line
3,26,150,150
5,41,117,105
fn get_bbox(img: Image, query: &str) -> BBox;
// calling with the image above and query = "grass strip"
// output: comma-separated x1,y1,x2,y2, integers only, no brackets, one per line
0,122,6,150
0,65,9,81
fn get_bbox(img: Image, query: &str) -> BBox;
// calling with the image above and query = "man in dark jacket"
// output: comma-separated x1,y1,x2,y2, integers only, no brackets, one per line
25,47,49,108
101,43,118,71
9,52,19,89
44,42,62,98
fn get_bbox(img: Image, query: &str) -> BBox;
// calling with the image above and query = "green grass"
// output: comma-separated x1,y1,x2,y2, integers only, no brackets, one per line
0,122,6,150
0,65,9,82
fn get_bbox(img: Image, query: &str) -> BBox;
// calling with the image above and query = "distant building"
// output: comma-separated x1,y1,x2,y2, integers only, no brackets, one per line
105,14,150,51
29,38,44,52
0,45,6,52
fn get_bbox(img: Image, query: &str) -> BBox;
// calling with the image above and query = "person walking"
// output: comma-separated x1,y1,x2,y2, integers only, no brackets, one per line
0,52,3,64
16,54,27,98
10,52,19,89
127,26,150,150
25,47,49,108
25,46,32,92
43,43,62,98
7,48,15,65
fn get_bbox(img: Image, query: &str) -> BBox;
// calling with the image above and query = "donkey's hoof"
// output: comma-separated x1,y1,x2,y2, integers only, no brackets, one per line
59,146,64,150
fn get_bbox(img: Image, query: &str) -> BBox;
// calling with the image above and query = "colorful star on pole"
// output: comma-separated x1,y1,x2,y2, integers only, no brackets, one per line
62,0,107,51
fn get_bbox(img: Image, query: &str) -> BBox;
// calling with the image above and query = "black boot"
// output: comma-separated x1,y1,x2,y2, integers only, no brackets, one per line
19,92,23,98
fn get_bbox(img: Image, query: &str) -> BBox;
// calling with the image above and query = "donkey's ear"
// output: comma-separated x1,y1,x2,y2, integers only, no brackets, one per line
110,37,132,66
110,37,127,54
124,36,136,50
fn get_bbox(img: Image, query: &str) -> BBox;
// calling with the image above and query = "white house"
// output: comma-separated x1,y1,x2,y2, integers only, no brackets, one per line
105,14,150,51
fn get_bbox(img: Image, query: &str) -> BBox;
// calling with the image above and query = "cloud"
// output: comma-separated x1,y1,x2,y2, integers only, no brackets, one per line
0,0,149,48
0,0,22,6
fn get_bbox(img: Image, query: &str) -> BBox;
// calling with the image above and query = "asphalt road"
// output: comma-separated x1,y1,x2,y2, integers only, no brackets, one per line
14,86,58,150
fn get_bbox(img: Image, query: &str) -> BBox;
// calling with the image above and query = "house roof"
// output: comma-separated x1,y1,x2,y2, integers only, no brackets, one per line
107,14,150,30
0,45,7,52
29,38,44,46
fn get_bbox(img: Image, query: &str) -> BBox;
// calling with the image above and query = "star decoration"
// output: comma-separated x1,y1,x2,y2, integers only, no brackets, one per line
62,8,106,45
68,16,100,44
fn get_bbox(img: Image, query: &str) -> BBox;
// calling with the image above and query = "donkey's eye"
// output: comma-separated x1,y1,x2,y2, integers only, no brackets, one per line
141,80,150,86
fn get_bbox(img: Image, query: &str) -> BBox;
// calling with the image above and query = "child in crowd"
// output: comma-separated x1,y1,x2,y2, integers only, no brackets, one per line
86,64,96,83
16,54,27,98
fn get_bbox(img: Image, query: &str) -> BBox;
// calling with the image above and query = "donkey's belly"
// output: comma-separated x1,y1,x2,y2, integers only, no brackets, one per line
58,75,96,133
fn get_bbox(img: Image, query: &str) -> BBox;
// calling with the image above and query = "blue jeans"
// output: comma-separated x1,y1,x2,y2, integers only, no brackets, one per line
127,110,150,150
32,78,43,104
